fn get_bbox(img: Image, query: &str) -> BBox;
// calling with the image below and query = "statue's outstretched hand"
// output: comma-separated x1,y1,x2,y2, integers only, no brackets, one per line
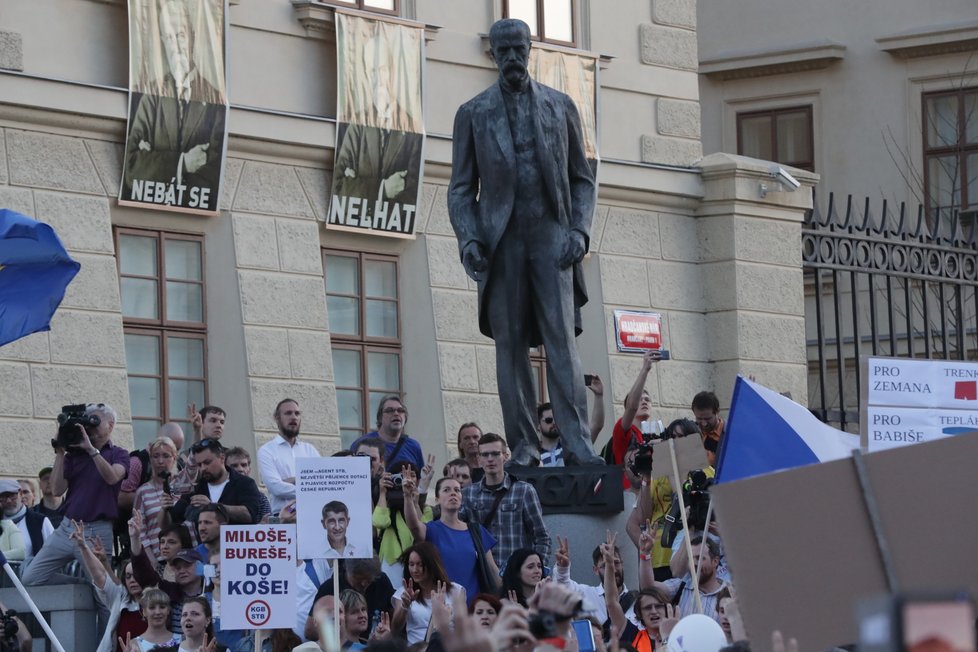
558,230,586,269
462,241,488,280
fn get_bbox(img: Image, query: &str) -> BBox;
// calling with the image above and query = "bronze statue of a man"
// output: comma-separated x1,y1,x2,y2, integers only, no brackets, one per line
448,18,602,466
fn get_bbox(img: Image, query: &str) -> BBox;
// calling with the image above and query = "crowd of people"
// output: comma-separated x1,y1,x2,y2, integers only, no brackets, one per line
0,351,749,652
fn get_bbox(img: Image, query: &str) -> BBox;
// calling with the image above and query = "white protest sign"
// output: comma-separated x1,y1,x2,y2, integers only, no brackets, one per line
221,524,296,630
295,456,372,559
863,356,978,451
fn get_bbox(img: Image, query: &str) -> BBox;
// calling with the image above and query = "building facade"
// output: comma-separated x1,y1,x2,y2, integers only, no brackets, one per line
0,0,811,481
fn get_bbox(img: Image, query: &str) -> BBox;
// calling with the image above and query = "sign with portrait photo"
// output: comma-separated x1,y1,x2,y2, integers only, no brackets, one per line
327,13,426,238
295,456,372,560
120,0,229,214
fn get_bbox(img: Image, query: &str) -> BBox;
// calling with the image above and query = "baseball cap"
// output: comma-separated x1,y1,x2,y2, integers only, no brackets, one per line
171,549,205,565
0,480,21,495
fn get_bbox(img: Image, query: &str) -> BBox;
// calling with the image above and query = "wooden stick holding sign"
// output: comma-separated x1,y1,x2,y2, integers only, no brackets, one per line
663,424,703,614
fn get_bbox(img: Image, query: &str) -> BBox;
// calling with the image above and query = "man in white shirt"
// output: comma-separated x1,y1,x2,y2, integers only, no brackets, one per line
553,534,639,629
257,398,320,515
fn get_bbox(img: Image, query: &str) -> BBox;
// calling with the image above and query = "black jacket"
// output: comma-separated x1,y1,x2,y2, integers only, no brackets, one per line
171,467,264,524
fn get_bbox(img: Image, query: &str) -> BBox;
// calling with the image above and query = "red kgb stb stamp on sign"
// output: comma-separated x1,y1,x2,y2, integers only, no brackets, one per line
246,600,271,627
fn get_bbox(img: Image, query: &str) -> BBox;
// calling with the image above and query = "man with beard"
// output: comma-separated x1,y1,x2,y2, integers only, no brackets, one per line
0,479,53,564
553,534,640,631
193,503,226,559
351,396,424,472
536,402,575,467
258,398,320,516
656,536,728,624
165,439,263,525
448,19,601,466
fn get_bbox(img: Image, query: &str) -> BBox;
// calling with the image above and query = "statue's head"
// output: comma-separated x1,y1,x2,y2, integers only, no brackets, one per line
489,19,531,90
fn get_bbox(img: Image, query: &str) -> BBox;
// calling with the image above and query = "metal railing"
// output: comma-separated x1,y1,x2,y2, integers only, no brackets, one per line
803,195,978,430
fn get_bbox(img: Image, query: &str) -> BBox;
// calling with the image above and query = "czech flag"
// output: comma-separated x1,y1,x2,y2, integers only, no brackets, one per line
0,209,80,347
715,376,859,483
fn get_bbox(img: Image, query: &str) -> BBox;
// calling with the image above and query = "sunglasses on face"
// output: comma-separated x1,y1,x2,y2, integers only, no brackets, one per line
542,417,555,424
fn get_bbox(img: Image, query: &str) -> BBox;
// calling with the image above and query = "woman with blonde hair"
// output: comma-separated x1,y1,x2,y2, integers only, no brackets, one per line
124,588,181,651
134,437,180,562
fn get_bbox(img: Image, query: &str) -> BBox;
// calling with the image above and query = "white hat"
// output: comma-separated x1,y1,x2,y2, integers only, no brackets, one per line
0,479,21,495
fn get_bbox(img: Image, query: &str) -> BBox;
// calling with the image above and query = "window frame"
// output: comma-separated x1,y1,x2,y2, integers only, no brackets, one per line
922,86,978,217
324,0,399,16
324,248,403,443
736,105,815,172
503,0,577,47
115,227,208,444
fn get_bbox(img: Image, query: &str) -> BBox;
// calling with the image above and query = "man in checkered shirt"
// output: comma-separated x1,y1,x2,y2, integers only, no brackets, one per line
461,432,552,569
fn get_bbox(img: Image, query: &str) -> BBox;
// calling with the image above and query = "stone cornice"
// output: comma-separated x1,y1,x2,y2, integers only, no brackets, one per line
876,19,978,59
699,40,845,81
291,1,440,42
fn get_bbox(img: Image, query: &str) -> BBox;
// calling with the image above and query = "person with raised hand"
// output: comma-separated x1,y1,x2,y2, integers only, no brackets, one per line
391,542,464,645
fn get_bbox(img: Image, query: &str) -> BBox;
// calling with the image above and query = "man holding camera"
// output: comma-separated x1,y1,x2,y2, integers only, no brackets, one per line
23,403,129,588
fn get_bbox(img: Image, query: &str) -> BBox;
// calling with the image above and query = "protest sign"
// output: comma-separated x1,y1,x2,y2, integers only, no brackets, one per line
861,356,978,450
712,432,978,652
220,524,296,630
295,456,372,559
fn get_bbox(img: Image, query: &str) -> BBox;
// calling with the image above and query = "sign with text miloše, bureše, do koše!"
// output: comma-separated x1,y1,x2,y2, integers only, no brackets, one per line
861,355,978,451
613,309,662,353
295,456,373,560
220,524,296,630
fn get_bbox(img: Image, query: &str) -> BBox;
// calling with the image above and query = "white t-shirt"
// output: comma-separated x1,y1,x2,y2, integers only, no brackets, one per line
392,582,464,644
208,480,230,503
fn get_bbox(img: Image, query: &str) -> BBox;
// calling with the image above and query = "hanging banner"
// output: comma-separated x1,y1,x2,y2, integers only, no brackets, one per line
528,48,599,164
328,13,426,238
120,0,229,214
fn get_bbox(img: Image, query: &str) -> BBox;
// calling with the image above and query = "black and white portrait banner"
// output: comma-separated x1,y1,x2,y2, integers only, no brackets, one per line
120,0,229,214
328,12,426,238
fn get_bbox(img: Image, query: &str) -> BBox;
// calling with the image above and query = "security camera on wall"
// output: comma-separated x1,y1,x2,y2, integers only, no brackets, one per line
769,165,801,191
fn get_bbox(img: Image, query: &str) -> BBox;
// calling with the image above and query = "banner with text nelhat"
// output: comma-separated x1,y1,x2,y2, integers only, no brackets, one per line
221,524,296,630
327,12,425,238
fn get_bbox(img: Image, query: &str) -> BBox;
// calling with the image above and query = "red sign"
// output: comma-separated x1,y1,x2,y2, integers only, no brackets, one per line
613,310,662,353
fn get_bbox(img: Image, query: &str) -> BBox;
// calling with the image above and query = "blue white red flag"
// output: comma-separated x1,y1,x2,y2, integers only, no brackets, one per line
715,376,859,483
0,209,80,347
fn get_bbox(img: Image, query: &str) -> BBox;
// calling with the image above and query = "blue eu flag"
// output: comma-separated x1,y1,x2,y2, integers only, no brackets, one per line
0,209,81,347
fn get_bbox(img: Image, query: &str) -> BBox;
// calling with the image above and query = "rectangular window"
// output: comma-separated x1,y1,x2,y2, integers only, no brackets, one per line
923,87,978,225
116,228,207,448
324,250,402,446
737,106,814,171
504,0,575,46
326,0,399,15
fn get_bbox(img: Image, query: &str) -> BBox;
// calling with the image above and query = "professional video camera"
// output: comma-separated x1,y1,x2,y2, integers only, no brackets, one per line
682,469,714,531
52,404,100,449
629,417,701,477
0,608,20,652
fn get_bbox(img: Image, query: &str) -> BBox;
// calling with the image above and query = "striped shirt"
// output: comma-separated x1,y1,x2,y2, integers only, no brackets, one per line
134,481,176,563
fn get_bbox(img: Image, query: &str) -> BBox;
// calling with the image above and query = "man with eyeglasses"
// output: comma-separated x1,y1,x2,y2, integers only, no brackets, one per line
258,398,320,516
23,403,129,604
350,395,424,472
461,432,551,569
164,438,264,525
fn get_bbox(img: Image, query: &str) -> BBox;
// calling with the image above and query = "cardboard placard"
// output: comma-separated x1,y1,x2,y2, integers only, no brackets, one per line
221,524,297,630
712,432,978,651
